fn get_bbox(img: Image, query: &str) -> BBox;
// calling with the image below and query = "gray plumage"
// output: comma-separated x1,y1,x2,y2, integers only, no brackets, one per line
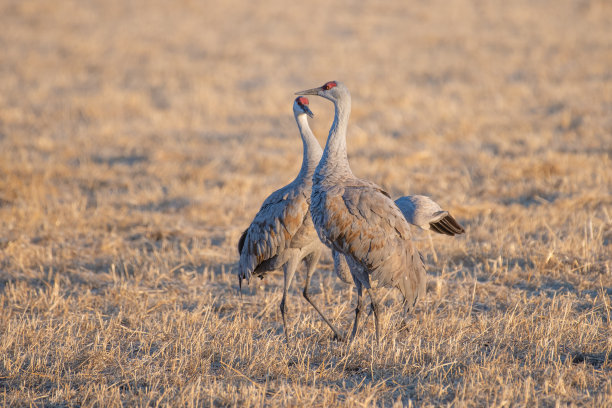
237,96,342,342
297,81,427,344
334,195,465,284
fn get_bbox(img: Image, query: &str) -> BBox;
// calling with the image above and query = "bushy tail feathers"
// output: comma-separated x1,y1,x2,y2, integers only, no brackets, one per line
237,228,253,295
237,228,248,254
398,248,427,314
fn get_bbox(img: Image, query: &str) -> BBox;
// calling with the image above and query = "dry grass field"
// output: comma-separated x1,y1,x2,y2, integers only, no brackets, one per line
1,0,611,406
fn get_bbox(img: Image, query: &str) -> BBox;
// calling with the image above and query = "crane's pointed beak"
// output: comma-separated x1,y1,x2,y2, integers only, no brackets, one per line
303,105,314,118
295,86,322,96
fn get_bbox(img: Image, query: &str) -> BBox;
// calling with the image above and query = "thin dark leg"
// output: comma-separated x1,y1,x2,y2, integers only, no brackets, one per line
280,256,299,344
349,284,365,343
367,288,382,345
302,250,344,341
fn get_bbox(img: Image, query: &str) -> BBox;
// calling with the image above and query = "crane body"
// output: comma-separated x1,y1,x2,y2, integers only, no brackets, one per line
237,97,342,342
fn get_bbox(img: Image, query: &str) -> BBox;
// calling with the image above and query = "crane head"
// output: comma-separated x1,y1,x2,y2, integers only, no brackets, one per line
295,81,349,103
293,96,314,118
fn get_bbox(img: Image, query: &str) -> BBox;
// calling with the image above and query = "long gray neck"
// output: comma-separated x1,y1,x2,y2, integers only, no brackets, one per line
295,113,323,182
315,95,353,182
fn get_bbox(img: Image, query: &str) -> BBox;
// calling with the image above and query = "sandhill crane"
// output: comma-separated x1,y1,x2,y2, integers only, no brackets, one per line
334,195,464,284
296,81,427,344
237,96,343,342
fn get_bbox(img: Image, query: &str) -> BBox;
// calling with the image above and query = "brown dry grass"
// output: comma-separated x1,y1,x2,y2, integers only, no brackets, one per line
1,0,611,406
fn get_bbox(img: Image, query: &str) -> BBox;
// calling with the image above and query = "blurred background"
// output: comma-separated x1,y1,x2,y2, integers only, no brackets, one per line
1,0,610,266
1,0,611,303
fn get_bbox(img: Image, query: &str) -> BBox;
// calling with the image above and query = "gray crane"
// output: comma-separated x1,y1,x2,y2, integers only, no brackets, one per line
296,81,428,344
237,96,342,342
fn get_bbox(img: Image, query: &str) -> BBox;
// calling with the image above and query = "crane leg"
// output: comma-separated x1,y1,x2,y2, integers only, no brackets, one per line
302,250,344,341
367,288,382,346
280,256,299,344
349,283,365,343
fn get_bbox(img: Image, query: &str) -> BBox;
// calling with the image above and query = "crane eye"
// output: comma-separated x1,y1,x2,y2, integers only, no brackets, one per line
323,81,337,90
